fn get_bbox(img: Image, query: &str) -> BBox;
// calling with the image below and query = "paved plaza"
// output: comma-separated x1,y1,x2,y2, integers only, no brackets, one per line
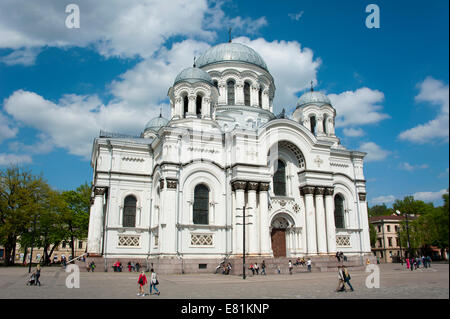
0,263,448,299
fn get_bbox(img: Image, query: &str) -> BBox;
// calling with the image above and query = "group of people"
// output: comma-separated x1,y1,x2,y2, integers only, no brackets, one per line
335,251,347,262
406,256,432,271
86,261,96,272
336,265,353,292
27,265,42,286
288,258,312,274
137,269,160,296
248,261,266,275
218,262,233,275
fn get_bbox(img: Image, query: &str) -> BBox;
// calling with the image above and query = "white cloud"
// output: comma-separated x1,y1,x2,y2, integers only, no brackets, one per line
398,77,449,144
0,0,269,65
8,133,54,155
234,36,321,110
328,87,390,128
343,127,365,137
370,195,396,205
288,11,304,21
398,162,429,171
359,142,390,162
413,189,449,202
0,112,18,143
0,153,32,166
0,47,41,66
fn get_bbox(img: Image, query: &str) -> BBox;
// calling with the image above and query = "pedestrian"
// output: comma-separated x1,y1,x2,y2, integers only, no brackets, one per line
137,270,147,296
336,252,341,262
90,261,96,272
136,262,140,272
410,258,414,271
306,258,312,272
35,264,41,286
226,262,232,275
288,260,293,275
427,256,432,268
261,260,266,275
342,265,354,291
254,263,259,275
343,254,347,262
249,263,255,276
149,268,160,295
336,266,346,292
276,266,281,274
406,257,410,269
128,261,132,272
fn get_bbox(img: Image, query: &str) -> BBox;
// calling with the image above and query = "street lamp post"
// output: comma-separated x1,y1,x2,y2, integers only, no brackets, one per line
396,210,411,258
236,206,252,280
28,214,37,273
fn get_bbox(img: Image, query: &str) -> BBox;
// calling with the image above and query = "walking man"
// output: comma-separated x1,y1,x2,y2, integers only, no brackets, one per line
306,258,312,272
35,264,41,286
342,265,354,291
288,260,293,275
261,260,266,275
149,268,160,295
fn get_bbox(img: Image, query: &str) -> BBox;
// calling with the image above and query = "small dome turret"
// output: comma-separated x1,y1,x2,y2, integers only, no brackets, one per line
296,90,331,108
144,114,169,133
174,67,213,86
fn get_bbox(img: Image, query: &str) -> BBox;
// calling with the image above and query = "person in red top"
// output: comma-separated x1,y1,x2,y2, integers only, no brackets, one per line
137,271,147,296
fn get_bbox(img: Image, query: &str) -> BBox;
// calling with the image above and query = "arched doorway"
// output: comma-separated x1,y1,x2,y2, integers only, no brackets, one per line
271,216,290,257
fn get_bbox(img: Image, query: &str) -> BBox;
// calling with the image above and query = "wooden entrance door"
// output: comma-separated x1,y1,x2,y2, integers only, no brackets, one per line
271,228,286,257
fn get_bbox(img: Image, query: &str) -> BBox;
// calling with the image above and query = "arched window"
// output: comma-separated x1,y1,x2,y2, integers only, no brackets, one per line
310,115,316,134
227,80,235,105
193,184,209,225
183,95,188,118
196,95,202,118
273,160,286,196
123,195,137,227
323,115,327,134
244,82,251,106
334,194,345,229
213,80,218,90
258,87,263,107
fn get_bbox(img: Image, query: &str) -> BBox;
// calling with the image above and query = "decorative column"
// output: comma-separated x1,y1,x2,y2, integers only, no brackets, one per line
316,115,325,136
250,84,259,106
232,181,246,255
162,179,178,256
202,96,211,119
301,186,317,255
218,81,227,105
262,89,270,110
235,81,244,105
247,182,259,255
328,117,336,136
315,187,328,254
174,97,182,119
324,187,337,254
87,187,106,256
187,94,196,118
358,192,372,253
259,182,271,256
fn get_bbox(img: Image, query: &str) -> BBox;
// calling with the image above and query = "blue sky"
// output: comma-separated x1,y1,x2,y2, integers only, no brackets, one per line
0,0,448,207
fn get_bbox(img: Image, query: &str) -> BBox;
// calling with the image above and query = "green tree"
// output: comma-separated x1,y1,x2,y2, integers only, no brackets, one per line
61,182,91,261
368,204,394,218
393,196,434,216
369,223,377,247
0,165,49,265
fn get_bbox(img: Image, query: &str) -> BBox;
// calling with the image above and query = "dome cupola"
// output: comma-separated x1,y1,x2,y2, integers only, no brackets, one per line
174,67,214,86
144,114,169,133
296,90,331,108
195,42,268,71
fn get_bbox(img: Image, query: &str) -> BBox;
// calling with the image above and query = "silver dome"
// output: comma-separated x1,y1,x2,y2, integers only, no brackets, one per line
195,42,268,71
144,115,169,132
296,90,331,108
174,67,213,86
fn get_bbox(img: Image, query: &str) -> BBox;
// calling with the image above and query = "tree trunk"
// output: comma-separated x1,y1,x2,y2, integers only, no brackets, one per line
22,246,28,265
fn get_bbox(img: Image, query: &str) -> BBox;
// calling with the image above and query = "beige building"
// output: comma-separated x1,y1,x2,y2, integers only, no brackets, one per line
14,239,87,264
369,215,407,263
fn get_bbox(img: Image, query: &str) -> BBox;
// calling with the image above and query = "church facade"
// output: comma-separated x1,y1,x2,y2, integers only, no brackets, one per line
87,42,372,265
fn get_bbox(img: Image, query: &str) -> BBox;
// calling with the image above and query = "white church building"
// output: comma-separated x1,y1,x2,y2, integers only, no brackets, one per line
87,41,372,272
